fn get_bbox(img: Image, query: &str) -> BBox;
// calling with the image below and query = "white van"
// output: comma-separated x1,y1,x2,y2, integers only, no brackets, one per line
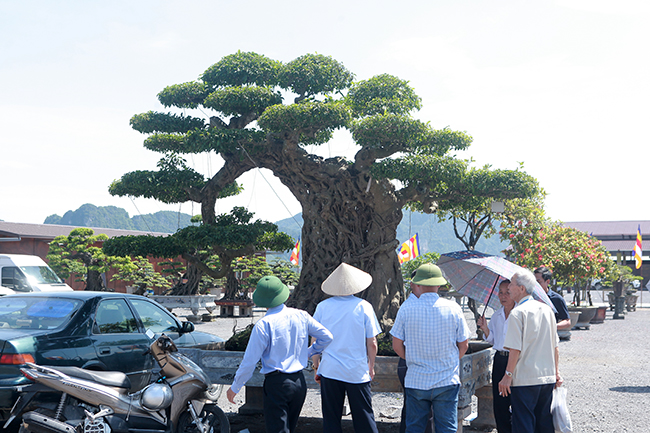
0,254,73,292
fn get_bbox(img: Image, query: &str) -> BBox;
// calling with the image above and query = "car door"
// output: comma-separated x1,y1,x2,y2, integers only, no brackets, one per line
92,298,153,391
128,298,197,348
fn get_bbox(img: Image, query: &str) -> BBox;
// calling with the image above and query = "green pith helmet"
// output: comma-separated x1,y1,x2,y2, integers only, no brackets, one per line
412,263,447,287
253,276,290,308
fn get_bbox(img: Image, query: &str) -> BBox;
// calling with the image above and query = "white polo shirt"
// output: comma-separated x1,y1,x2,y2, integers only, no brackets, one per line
313,295,382,384
504,295,559,387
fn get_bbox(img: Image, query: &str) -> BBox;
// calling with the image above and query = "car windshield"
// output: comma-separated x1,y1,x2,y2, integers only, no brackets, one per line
20,266,63,284
0,297,81,330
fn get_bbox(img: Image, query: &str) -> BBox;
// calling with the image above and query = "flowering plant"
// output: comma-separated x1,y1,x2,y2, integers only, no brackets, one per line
500,205,615,305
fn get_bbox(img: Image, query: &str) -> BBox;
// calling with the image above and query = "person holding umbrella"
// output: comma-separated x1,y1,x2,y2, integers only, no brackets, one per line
477,280,515,433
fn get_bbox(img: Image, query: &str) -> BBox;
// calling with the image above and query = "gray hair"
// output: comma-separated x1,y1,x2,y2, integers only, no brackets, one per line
512,269,537,294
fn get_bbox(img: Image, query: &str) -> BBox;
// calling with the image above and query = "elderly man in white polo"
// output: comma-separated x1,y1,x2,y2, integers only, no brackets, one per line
311,263,382,433
498,269,563,433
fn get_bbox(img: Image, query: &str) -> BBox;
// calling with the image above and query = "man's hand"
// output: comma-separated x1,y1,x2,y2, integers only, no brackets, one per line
498,375,512,397
314,373,321,384
555,372,564,388
477,315,489,336
226,387,238,404
369,367,375,381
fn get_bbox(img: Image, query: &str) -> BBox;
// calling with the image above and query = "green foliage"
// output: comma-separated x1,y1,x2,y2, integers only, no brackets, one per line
103,207,293,262
110,256,171,293
277,53,354,99
204,86,282,117
231,256,274,294
109,154,241,204
130,111,206,134
602,265,643,289
377,333,397,356
258,101,350,139
346,74,422,116
157,81,210,108
225,323,254,351
202,51,282,87
268,260,300,287
47,228,119,286
103,234,186,259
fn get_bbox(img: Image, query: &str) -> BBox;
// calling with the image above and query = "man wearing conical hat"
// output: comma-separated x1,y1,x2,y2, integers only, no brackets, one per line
312,263,382,433
227,275,333,433
390,263,470,433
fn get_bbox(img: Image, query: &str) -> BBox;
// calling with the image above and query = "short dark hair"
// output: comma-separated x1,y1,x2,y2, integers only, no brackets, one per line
534,266,553,282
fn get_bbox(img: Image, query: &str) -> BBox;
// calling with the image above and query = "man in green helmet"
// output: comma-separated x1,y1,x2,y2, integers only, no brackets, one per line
227,275,333,433
390,263,470,433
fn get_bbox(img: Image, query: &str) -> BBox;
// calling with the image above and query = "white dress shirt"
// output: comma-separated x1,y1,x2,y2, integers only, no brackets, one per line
230,304,332,394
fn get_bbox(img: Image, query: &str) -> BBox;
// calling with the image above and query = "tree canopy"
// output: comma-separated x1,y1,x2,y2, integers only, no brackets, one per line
111,51,539,326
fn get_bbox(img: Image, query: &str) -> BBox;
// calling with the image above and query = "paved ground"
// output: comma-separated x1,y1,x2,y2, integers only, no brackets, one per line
172,290,650,432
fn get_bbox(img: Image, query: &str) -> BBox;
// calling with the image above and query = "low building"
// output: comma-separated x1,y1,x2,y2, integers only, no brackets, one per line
0,221,170,292
564,220,649,286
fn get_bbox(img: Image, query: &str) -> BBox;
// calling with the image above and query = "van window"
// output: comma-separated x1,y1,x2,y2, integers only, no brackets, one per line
1,267,30,291
20,266,63,284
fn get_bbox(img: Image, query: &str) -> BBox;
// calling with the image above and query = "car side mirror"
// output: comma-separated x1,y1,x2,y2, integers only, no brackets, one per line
180,321,195,334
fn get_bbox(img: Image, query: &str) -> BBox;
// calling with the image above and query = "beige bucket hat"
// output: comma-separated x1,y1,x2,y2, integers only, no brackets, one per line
321,263,373,296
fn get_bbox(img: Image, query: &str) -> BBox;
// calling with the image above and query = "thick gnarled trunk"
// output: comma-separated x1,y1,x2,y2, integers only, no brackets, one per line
279,161,405,330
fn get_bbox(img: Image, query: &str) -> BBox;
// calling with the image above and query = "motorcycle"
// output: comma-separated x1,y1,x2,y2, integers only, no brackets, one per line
4,331,230,433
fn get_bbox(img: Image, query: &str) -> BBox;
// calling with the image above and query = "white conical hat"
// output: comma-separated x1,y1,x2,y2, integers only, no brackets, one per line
321,263,373,296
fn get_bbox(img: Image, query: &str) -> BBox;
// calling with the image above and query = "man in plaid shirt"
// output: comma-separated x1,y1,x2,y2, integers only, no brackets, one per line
390,263,470,433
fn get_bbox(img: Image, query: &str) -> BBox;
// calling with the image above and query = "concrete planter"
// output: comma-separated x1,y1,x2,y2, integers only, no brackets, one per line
590,306,607,324
568,306,598,330
180,341,493,431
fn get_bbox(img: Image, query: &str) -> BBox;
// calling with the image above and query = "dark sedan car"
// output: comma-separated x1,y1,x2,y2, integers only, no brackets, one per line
0,291,224,423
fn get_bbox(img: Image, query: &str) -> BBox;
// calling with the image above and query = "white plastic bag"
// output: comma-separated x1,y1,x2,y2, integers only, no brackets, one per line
551,387,573,433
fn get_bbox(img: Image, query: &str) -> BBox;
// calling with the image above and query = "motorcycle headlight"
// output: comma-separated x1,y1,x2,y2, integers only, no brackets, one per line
141,383,173,411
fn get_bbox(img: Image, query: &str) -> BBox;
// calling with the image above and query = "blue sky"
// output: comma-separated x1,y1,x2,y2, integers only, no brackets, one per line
1,0,648,225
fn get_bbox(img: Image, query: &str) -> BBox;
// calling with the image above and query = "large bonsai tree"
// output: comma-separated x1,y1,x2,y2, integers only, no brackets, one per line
110,51,538,326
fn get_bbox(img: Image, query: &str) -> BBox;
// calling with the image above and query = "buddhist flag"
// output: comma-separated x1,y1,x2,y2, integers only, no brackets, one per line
634,225,642,269
398,233,421,264
290,238,300,266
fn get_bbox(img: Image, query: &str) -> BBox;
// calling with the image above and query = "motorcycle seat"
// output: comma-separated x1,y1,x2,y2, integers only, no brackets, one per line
50,366,132,389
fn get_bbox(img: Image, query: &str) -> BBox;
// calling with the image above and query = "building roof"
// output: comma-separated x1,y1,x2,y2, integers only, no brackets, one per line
564,220,650,236
564,221,650,254
0,221,169,241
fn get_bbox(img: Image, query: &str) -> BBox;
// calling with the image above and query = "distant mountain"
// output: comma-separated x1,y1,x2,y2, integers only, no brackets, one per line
275,211,506,257
44,204,507,256
44,204,193,234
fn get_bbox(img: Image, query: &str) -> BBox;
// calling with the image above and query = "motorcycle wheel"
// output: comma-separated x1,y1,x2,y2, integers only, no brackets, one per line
176,404,230,433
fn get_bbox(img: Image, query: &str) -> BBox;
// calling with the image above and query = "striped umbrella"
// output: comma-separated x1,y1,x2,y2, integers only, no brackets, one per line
437,250,556,312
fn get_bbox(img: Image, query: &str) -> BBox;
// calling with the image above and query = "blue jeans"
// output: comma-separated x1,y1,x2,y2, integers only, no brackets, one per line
405,384,459,433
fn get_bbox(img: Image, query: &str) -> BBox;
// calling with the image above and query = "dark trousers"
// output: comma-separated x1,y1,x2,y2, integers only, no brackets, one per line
492,353,512,433
511,383,554,433
263,371,307,433
320,376,379,433
397,358,433,433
